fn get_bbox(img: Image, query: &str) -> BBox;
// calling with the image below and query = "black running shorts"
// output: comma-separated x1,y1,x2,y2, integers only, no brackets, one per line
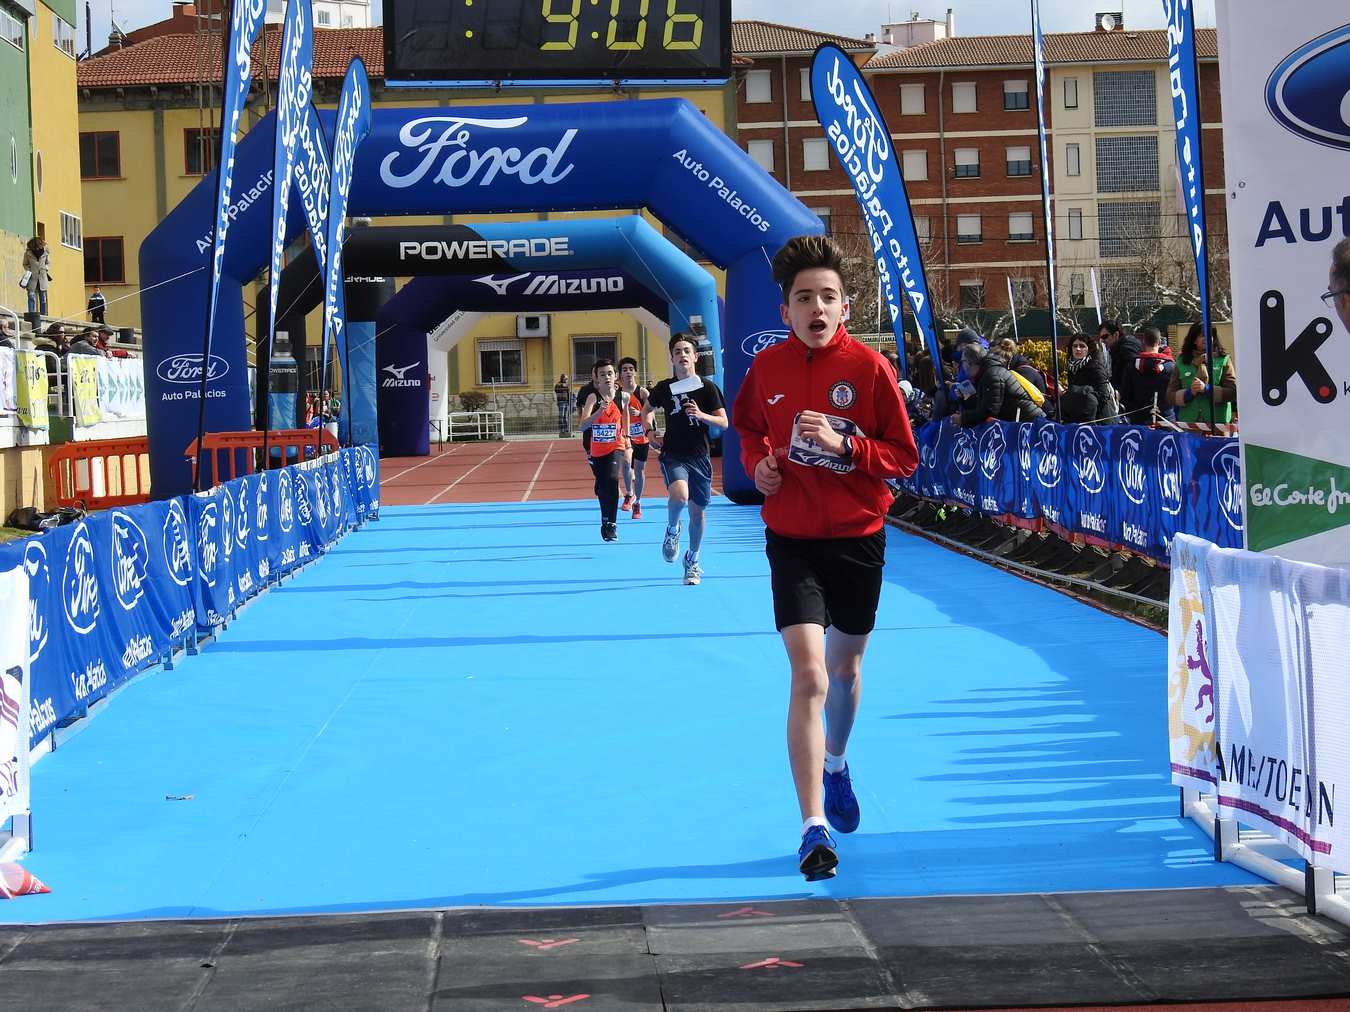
631,442,650,464
765,528,886,635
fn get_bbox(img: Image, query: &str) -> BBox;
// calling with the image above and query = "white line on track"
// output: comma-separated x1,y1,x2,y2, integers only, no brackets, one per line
424,442,511,504
381,444,465,481
520,442,554,502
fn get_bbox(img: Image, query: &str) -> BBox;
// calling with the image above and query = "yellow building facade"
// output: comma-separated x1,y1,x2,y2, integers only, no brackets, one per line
28,0,81,321
78,25,737,402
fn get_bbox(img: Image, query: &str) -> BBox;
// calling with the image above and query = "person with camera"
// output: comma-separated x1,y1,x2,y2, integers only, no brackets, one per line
22,236,51,318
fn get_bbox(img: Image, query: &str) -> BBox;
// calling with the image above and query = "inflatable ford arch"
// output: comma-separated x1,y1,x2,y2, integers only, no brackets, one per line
140,97,823,500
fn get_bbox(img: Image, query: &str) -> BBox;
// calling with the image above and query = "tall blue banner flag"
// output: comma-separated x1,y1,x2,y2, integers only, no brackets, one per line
204,0,267,375
320,58,373,400
810,44,940,379
1031,0,1061,361
1163,0,1212,347
266,0,315,378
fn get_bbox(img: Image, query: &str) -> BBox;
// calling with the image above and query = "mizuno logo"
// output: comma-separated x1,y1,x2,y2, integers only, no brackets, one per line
474,273,530,295
767,394,785,404
382,362,421,388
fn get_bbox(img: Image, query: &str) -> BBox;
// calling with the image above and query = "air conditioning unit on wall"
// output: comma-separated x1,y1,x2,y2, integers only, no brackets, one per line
517,314,550,338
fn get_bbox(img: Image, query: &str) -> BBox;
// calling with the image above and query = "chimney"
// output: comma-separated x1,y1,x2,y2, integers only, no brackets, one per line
882,26,894,45
107,28,125,49
946,8,954,37
1095,11,1124,32
863,32,876,44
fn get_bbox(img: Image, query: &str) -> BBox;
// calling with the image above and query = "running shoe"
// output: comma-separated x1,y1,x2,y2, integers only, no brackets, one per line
631,502,643,520
797,825,838,881
601,521,618,542
823,764,860,834
621,494,633,512
662,522,681,562
683,555,702,586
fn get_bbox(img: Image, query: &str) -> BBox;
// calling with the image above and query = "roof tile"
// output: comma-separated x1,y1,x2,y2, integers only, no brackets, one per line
731,20,874,55
865,28,1217,70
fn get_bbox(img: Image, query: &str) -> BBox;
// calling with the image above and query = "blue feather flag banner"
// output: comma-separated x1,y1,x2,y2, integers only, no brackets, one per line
266,0,314,361
1163,0,1212,345
810,43,940,379
204,0,267,370
319,58,373,396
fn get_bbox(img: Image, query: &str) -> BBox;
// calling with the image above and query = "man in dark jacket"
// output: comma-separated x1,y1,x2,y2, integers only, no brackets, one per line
1119,327,1175,423
955,345,1045,426
1100,321,1142,393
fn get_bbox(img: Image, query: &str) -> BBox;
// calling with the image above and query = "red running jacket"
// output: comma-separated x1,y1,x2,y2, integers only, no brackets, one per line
734,326,918,539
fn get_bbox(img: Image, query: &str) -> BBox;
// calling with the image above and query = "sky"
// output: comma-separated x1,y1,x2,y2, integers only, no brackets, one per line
84,0,1218,59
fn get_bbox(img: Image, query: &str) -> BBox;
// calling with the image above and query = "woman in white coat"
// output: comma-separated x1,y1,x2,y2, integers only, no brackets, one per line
22,236,50,317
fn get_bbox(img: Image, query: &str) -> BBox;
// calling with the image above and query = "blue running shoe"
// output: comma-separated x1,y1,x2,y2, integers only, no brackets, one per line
823,764,860,834
797,825,838,881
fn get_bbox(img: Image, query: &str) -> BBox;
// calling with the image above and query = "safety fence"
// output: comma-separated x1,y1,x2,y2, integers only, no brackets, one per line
0,348,145,431
0,443,380,760
1168,534,1350,928
895,419,1244,564
47,436,152,509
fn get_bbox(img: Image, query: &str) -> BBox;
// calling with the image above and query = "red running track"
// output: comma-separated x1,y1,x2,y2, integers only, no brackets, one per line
379,437,725,506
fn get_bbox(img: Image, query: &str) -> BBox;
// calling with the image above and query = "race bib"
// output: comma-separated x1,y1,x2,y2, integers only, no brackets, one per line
629,421,645,439
592,422,618,442
787,412,859,473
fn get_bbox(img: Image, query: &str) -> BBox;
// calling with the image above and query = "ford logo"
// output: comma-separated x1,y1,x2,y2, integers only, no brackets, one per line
110,511,149,611
1017,423,1034,477
156,353,230,385
1265,25,1350,150
295,472,313,525
255,473,270,543
164,500,194,586
1214,444,1244,533
220,487,235,561
1072,426,1106,495
741,329,789,358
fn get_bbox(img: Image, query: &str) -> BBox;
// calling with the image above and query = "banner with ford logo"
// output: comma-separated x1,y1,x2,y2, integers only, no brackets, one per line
901,420,1242,562
1218,1,1350,564
0,563,30,828
810,44,938,378
140,95,822,500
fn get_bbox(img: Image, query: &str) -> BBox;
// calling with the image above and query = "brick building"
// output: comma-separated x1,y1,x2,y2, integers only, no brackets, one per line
733,15,1227,341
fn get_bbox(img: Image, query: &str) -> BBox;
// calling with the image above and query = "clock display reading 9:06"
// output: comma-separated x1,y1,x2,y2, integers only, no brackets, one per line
384,0,730,82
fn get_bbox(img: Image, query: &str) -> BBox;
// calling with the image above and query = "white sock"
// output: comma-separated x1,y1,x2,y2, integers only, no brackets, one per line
801,816,827,837
824,750,847,774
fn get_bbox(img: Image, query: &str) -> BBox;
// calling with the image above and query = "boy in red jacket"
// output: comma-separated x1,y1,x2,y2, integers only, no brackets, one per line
733,235,918,881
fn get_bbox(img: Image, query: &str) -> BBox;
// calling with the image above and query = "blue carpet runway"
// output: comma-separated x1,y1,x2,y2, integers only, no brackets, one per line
4,499,1258,922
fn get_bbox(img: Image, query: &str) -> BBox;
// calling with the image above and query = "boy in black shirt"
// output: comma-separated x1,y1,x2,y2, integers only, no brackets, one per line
642,333,727,585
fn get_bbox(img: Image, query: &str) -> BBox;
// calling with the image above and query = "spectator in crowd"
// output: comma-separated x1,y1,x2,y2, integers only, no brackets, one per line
1119,327,1175,424
87,286,107,325
1328,237,1350,336
1168,323,1236,424
1059,333,1114,423
1099,320,1141,394
880,347,901,380
995,337,1048,395
22,236,50,317
68,330,103,357
554,372,572,436
953,344,1045,427
0,317,15,348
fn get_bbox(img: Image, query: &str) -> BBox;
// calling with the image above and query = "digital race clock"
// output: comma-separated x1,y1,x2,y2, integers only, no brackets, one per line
384,0,732,85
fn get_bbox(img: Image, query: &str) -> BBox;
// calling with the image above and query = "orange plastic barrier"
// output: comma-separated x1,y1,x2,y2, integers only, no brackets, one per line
47,436,152,509
185,429,340,490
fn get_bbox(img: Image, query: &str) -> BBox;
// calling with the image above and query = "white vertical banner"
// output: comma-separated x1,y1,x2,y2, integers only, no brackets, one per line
0,565,31,829
1218,1,1350,563
1169,533,1350,872
1089,266,1103,327
1006,276,1021,341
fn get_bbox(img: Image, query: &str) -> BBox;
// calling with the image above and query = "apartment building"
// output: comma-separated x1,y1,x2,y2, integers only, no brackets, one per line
734,14,1226,336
